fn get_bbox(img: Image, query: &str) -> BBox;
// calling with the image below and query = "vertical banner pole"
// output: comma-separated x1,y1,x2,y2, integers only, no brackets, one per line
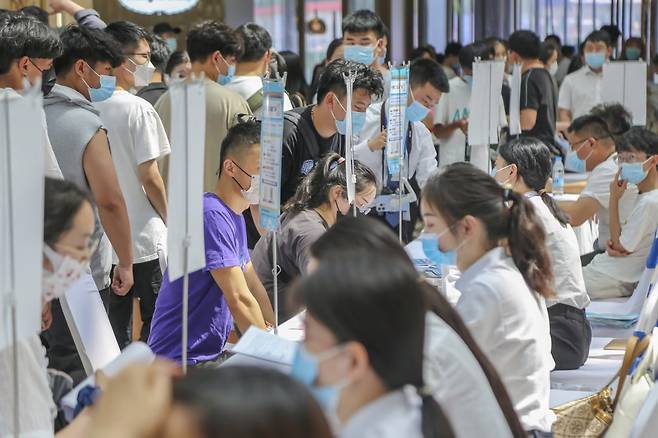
343,71,357,216
181,84,190,374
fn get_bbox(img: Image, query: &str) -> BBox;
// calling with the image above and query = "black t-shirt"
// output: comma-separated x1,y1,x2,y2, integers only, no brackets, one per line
520,67,560,156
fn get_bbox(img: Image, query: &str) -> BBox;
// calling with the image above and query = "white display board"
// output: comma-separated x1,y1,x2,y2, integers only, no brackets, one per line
468,60,505,146
602,61,647,126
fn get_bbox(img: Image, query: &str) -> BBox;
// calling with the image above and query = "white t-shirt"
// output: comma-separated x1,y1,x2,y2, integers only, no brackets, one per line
528,195,590,309
586,189,658,284
558,66,603,120
433,77,506,171
95,91,170,263
455,247,555,432
424,312,513,437
579,153,638,250
224,75,293,118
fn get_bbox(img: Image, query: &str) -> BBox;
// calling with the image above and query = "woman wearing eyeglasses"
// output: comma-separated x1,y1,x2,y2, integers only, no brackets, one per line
251,153,377,322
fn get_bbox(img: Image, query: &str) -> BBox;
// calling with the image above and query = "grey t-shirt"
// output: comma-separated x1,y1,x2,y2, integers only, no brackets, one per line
252,209,328,320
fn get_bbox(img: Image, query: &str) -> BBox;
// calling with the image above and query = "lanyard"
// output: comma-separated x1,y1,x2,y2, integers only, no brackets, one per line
380,99,413,188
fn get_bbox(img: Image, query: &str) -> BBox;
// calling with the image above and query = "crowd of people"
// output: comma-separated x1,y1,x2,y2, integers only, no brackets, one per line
2,1,658,437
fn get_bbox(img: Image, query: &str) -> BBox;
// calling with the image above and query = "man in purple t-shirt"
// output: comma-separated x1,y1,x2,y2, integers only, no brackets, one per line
148,120,274,366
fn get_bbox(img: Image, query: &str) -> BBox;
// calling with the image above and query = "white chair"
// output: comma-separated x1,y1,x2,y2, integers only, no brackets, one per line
629,379,658,438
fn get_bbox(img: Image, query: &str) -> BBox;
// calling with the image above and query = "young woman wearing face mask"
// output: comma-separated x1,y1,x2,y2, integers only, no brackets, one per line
421,163,556,436
307,216,528,438
290,249,455,438
493,138,591,371
0,178,94,437
251,153,377,322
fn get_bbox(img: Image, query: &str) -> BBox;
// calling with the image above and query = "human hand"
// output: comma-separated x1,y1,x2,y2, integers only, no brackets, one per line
606,240,630,257
41,301,52,332
457,119,468,135
367,129,387,151
112,264,134,296
609,171,628,202
48,0,75,13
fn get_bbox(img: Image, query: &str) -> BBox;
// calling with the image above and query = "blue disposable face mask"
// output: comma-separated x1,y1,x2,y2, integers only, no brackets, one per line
491,164,514,186
625,47,642,61
406,100,430,122
463,75,473,87
585,52,606,70
215,55,235,86
344,44,375,65
290,344,345,412
620,159,651,184
166,37,177,52
420,232,457,266
332,96,366,135
565,140,593,173
82,63,116,103
377,47,387,65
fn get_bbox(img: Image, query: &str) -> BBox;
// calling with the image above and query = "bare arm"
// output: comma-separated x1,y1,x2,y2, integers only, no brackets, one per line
138,159,168,224
244,262,275,325
211,266,266,334
520,108,538,131
83,130,134,294
558,197,601,226
558,108,572,124
608,174,629,254
433,120,466,139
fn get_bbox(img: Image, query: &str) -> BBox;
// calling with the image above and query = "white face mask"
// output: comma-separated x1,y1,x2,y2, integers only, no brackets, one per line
548,61,559,76
126,59,156,87
242,175,260,205
42,245,87,302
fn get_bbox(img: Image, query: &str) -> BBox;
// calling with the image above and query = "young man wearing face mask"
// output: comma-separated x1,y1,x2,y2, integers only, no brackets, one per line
354,58,446,242
149,120,274,367
135,34,172,106
0,13,63,179
155,21,251,192
225,23,293,117
582,127,658,299
434,41,507,171
559,110,638,265
94,21,171,348
558,31,612,123
342,9,390,100
43,25,134,378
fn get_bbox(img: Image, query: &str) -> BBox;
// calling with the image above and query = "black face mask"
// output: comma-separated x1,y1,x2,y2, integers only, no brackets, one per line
41,67,56,96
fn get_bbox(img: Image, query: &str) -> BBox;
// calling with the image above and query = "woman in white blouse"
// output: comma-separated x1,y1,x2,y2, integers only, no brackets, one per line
421,163,555,436
493,138,591,370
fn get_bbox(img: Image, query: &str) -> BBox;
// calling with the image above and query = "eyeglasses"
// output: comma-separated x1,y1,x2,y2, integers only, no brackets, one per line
125,52,151,63
615,153,648,164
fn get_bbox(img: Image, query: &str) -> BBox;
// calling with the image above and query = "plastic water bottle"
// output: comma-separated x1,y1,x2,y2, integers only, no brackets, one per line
553,156,565,195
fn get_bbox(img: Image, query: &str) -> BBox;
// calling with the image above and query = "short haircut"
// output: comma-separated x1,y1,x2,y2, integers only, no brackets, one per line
104,21,150,52
149,34,172,74
20,5,48,24
54,25,124,76
410,58,449,93
568,114,612,140
410,44,437,61
539,41,559,64
316,58,384,103
444,41,462,57
218,119,261,175
600,24,621,43
459,41,494,70
562,45,576,58
616,127,658,156
326,38,343,60
544,34,562,47
235,23,272,63
341,9,385,38
0,13,62,74
585,30,612,47
186,21,243,64
589,103,632,137
165,50,190,76
508,30,541,59
484,36,508,52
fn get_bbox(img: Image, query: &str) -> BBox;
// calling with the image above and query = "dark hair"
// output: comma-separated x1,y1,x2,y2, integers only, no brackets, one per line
285,153,376,215
308,217,527,438
508,30,541,59
459,41,494,71
316,58,384,103
268,49,286,78
104,21,150,51
568,114,613,144
410,44,437,61
294,248,454,438
585,30,612,47
444,41,462,57
173,367,332,438
562,45,576,58
499,138,570,226
342,9,385,38
539,41,559,65
54,25,124,76
325,38,344,61
621,37,644,60
280,50,309,102
148,34,172,74
423,163,554,298
616,127,658,158
484,36,508,52
410,58,449,93
165,50,190,76
544,34,562,47
186,21,243,64
44,177,91,247
589,103,632,138
600,24,621,43
236,23,272,62
20,5,48,24
218,119,261,175
0,13,61,74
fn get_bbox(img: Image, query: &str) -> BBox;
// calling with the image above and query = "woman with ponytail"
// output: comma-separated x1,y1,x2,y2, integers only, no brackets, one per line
421,163,555,436
290,248,454,438
494,137,591,371
251,153,377,321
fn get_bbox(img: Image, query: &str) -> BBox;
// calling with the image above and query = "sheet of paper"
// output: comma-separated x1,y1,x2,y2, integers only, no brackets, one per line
509,64,522,135
602,61,647,126
60,273,120,374
468,61,505,145
258,79,285,230
230,326,297,365
0,86,45,350
61,342,155,422
167,80,207,280
385,66,409,177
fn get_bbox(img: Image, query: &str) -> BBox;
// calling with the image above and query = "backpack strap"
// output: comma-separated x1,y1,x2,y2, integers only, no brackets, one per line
283,106,322,160
246,88,264,113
